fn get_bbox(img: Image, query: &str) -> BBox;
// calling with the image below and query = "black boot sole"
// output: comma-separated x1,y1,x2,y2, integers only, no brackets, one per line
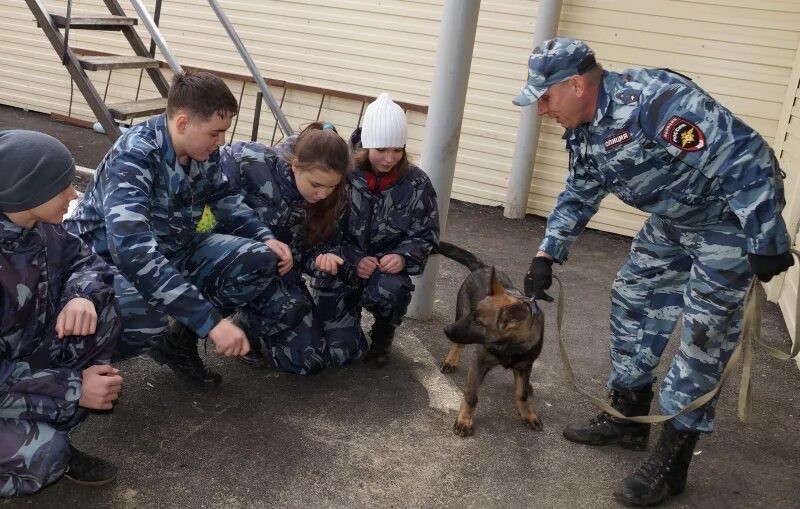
562,429,649,451
148,348,222,389
237,353,269,369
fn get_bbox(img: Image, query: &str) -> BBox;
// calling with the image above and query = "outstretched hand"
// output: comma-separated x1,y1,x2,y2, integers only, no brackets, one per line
315,253,344,275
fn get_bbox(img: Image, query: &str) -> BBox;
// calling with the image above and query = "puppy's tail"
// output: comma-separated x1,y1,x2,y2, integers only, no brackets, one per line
438,241,487,272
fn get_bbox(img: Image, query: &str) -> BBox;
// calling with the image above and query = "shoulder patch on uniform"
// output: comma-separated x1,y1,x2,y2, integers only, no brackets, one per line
661,116,705,151
604,130,632,151
615,90,640,103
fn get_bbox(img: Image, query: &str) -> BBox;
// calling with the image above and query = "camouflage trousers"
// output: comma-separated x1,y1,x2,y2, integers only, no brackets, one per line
608,215,751,432
111,233,324,374
311,271,413,365
0,296,120,496
237,269,326,375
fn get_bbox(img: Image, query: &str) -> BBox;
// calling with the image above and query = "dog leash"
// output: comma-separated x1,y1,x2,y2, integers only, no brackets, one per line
551,250,800,423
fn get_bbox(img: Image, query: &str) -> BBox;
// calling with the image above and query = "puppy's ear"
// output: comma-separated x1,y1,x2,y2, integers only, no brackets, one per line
497,301,530,331
489,266,505,296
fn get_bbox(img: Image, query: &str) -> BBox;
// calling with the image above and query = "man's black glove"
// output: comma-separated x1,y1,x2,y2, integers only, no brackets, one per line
748,252,795,282
524,256,554,302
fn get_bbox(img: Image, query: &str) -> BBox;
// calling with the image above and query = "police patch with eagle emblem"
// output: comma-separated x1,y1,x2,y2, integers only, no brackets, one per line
661,116,705,151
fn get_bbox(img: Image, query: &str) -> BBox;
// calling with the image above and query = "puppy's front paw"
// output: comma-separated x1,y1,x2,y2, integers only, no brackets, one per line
525,415,543,432
440,361,457,374
453,418,474,437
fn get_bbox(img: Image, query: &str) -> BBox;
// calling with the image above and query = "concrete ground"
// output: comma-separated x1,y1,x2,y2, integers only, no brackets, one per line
1,105,799,508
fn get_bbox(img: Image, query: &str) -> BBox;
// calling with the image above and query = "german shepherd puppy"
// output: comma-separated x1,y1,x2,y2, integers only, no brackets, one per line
438,241,545,437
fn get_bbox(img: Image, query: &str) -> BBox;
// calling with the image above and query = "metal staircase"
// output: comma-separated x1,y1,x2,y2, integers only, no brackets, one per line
25,0,295,142
26,0,170,141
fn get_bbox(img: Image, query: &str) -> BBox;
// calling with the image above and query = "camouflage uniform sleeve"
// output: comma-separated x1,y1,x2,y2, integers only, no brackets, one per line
0,361,82,424
390,176,440,276
640,82,791,255
102,138,222,337
210,149,273,242
59,227,115,310
539,145,609,263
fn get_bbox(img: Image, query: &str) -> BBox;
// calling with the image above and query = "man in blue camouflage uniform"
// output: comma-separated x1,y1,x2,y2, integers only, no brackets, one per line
219,138,342,374
514,37,793,506
0,131,123,496
66,72,296,388
312,94,439,368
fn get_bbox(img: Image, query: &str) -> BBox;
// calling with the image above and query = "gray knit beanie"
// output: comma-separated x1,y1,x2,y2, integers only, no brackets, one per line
0,130,76,212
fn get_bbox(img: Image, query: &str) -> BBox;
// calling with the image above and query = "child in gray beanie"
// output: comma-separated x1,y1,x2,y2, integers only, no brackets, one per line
0,130,123,496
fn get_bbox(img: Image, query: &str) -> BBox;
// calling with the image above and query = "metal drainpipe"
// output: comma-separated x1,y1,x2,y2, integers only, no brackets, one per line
406,0,482,319
503,0,563,219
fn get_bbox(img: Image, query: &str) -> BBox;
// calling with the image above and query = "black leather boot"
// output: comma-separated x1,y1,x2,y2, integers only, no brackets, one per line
563,387,653,450
238,342,268,368
64,445,118,486
614,421,700,507
364,319,395,368
148,321,222,388
230,312,268,369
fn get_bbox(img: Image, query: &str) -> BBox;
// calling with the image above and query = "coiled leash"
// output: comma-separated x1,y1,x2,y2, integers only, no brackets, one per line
552,249,800,423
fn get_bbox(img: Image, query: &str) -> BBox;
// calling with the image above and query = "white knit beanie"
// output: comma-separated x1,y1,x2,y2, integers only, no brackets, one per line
360,93,407,149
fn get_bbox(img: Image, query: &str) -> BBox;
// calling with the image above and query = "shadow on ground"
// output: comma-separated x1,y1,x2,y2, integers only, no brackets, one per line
1,105,798,508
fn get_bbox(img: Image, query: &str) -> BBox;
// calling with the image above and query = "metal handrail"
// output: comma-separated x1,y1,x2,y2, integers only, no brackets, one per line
206,0,294,136
128,0,182,75
127,0,294,137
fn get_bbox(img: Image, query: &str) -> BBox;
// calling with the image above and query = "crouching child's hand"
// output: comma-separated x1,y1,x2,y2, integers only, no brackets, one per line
79,365,123,410
208,320,250,357
56,297,97,339
315,253,344,275
265,239,294,276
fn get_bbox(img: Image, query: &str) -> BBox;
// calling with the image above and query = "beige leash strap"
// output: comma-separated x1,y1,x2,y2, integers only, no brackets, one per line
736,250,800,421
552,260,798,424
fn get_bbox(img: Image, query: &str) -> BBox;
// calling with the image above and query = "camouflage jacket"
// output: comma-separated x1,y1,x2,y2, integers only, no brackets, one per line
343,163,440,277
0,215,113,423
540,69,790,262
65,114,272,336
219,141,332,276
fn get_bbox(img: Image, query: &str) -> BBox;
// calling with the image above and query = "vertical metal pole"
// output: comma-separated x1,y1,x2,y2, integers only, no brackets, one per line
62,0,72,64
406,0,482,319
503,0,563,219
206,0,295,136
252,91,263,141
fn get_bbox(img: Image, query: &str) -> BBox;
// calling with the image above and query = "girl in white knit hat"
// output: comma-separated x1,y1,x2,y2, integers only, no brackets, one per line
312,93,440,367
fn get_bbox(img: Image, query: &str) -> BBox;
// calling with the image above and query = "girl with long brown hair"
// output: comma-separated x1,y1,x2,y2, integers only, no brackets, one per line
218,122,353,373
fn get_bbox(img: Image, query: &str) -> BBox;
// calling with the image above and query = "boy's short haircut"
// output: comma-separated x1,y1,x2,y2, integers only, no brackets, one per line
166,70,238,120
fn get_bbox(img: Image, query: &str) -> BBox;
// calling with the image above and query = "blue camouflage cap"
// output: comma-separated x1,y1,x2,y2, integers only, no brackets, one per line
512,37,597,106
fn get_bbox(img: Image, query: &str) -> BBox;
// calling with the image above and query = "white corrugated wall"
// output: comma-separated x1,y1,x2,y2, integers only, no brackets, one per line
2,0,800,241
767,32,800,368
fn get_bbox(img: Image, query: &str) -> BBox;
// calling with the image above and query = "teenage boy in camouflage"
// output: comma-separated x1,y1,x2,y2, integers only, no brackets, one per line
514,37,793,506
0,130,123,495
66,71,296,388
